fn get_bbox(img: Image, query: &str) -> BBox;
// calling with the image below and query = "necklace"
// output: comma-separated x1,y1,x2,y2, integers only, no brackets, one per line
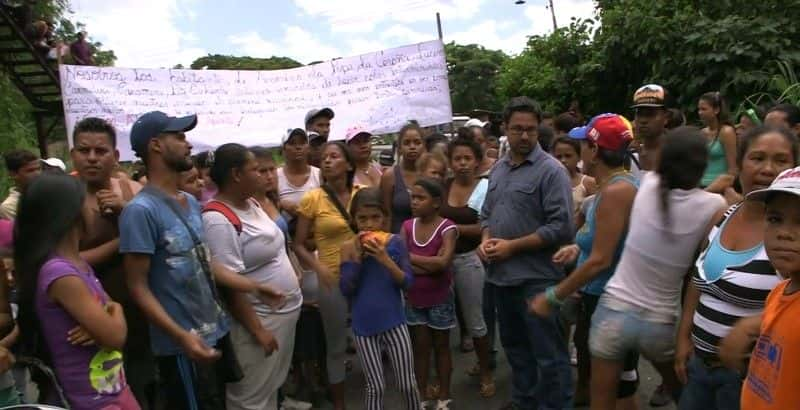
599,168,631,188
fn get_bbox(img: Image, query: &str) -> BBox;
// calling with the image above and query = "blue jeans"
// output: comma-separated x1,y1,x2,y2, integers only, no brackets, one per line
493,281,573,410
678,355,742,410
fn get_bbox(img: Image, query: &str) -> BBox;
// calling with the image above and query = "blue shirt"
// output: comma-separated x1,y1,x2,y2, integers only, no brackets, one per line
480,145,575,286
119,189,229,356
577,173,639,296
339,235,413,336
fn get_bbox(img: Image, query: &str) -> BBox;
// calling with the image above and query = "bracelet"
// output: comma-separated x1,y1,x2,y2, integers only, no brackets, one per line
545,286,564,307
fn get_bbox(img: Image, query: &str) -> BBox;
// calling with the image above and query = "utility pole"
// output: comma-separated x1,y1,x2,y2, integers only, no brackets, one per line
548,0,557,31
436,12,443,40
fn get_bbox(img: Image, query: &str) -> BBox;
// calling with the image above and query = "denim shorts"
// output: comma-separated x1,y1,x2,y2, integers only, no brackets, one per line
589,298,676,364
405,293,456,330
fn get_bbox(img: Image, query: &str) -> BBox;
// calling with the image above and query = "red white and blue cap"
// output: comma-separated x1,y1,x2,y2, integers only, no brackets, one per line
584,113,634,151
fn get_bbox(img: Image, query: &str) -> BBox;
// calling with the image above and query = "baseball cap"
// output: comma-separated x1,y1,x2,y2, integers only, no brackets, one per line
130,111,197,157
281,128,307,145
465,118,487,128
41,157,66,171
307,131,325,145
304,108,335,126
631,84,667,108
747,166,800,202
567,126,588,140
583,114,634,151
345,124,372,143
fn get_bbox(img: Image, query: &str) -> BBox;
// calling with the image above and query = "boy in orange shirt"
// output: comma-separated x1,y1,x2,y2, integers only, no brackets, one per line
720,166,800,409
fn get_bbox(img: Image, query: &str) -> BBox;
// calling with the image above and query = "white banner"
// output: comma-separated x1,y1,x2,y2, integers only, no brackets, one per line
60,40,452,161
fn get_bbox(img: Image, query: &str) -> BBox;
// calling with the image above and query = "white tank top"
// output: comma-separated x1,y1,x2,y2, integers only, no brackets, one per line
602,173,727,323
277,166,321,207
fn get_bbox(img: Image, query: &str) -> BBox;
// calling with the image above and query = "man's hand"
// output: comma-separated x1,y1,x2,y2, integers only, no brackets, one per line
97,189,126,215
553,245,579,265
256,329,279,356
477,239,491,262
484,238,515,262
179,332,221,364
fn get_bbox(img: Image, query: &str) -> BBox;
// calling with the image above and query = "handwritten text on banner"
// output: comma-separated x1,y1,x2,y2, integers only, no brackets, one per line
60,40,452,161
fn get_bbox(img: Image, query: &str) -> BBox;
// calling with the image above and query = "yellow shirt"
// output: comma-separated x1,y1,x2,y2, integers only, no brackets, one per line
297,186,361,278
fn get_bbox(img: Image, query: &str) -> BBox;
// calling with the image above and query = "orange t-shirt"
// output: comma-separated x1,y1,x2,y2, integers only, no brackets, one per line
741,279,800,409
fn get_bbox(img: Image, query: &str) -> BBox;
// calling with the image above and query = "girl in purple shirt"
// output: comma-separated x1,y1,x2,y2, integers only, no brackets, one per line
16,174,138,410
340,188,421,410
402,178,457,410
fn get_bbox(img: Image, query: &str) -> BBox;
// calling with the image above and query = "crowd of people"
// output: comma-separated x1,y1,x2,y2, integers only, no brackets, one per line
0,82,798,410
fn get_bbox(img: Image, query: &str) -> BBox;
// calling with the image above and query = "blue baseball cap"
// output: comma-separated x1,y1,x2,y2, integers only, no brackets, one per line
129,111,198,157
567,126,588,140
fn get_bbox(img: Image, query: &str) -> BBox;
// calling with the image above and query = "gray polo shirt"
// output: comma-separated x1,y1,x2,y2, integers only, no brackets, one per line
480,145,574,286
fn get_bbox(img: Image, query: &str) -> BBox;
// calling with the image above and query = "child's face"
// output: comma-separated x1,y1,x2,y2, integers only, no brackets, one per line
765,193,800,275
421,160,446,182
410,185,438,217
354,206,385,232
179,167,205,200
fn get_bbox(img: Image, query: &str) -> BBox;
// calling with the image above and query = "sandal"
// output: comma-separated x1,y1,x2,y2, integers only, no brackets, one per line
466,363,480,377
435,399,452,410
479,379,496,398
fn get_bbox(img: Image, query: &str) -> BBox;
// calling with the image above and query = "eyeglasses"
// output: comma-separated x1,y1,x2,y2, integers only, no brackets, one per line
507,126,538,137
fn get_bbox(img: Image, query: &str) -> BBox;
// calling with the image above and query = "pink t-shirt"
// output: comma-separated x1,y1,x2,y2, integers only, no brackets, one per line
403,218,457,308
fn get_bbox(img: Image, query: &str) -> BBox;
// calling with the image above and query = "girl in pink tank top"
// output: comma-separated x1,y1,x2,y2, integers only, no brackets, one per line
401,178,457,410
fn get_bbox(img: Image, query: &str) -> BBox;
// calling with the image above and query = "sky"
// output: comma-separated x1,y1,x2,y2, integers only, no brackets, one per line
68,0,597,69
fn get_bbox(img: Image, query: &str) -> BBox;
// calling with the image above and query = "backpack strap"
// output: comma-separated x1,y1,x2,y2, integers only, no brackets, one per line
203,200,243,234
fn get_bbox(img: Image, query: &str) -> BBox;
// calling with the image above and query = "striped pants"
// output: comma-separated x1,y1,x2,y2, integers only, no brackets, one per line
354,325,422,410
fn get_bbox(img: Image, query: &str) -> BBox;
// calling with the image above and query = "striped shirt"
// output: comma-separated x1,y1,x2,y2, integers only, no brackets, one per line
691,203,782,358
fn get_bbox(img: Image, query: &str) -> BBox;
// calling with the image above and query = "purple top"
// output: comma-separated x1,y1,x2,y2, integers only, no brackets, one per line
340,235,414,336
403,218,457,307
36,256,128,410
69,40,92,65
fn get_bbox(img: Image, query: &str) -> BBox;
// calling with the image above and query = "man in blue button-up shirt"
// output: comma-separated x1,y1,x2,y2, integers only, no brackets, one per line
479,96,575,410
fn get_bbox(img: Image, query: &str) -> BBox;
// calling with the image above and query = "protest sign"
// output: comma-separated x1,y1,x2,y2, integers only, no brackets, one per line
60,40,452,161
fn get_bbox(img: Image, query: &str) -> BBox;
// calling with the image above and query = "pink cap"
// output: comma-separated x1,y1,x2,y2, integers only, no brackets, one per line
345,124,372,143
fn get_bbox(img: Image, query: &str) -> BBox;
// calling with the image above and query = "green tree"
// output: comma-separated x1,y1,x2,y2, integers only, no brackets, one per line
444,42,508,113
497,19,596,114
189,55,302,70
498,1,800,119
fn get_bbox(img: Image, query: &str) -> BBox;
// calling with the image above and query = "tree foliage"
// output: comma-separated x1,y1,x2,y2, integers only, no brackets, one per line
189,55,302,70
0,1,116,195
497,19,596,114
444,42,508,113
497,0,800,119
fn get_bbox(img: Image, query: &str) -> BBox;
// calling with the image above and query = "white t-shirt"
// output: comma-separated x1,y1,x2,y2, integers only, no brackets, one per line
602,173,727,323
277,166,321,211
202,201,302,315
